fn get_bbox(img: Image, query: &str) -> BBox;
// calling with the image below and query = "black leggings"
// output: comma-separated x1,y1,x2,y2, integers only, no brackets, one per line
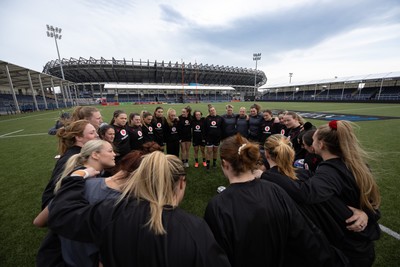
166,141,180,157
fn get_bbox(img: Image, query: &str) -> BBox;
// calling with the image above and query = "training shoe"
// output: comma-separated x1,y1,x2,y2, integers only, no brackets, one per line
217,186,226,193
184,162,189,168
194,162,199,168
203,161,207,167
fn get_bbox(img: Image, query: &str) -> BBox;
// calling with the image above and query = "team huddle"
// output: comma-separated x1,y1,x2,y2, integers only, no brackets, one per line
35,104,381,267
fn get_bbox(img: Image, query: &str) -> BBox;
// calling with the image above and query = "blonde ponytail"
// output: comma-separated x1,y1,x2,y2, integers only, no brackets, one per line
264,134,297,180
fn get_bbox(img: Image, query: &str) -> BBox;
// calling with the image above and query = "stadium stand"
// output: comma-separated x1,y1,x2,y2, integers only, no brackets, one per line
262,72,400,103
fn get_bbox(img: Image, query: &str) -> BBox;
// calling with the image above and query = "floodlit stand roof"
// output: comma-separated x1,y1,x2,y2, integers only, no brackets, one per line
262,71,400,89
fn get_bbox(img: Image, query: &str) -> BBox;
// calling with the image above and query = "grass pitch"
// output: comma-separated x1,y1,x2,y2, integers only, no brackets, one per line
0,101,399,266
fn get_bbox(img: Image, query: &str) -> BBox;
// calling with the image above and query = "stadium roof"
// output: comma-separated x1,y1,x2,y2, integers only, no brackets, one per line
262,71,400,89
43,57,267,88
0,60,70,90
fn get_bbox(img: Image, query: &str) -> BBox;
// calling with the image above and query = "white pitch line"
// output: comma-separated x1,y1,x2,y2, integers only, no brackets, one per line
323,105,400,113
0,129,24,137
0,110,64,123
0,133,47,138
380,224,400,240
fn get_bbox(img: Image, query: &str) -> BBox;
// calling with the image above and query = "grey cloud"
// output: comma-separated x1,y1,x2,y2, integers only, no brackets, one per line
176,0,400,57
159,4,190,25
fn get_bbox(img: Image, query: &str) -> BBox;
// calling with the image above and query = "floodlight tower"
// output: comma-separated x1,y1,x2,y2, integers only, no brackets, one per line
253,53,261,97
289,72,293,83
46,24,65,80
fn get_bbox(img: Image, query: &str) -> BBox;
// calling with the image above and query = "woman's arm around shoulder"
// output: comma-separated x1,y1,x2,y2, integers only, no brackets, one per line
48,170,114,244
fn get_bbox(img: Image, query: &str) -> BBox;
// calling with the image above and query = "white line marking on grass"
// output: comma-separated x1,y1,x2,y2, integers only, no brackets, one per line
0,129,24,137
380,224,400,240
0,133,47,138
0,110,64,123
323,105,400,113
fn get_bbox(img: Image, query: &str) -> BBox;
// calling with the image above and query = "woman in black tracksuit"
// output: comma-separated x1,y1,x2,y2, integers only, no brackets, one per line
283,111,306,161
127,113,144,151
191,110,206,168
248,104,263,144
236,107,249,138
152,106,167,150
259,109,278,170
221,104,237,139
141,111,155,145
111,110,131,163
204,106,224,169
262,121,381,267
178,106,192,167
164,108,180,157
259,109,277,146
275,110,289,137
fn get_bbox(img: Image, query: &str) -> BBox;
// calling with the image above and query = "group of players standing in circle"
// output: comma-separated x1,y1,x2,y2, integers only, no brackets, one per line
101,103,318,173
34,103,381,267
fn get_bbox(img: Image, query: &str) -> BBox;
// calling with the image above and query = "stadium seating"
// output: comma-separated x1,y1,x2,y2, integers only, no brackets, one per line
0,93,95,114
261,86,400,102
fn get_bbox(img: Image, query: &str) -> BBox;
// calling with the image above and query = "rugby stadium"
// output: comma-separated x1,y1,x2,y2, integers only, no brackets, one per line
1,57,400,115
0,58,267,114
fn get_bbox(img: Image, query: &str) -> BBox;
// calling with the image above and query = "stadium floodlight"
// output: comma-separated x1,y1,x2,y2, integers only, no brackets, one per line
46,24,65,80
289,73,293,83
253,53,261,97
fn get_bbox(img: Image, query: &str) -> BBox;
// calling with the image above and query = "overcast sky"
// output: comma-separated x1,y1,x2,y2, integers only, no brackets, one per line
1,0,399,87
